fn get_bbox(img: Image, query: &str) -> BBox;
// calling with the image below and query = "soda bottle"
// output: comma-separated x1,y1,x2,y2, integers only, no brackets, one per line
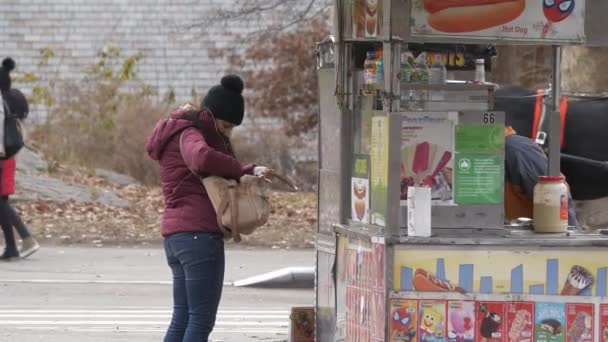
364,51,377,86
376,50,383,88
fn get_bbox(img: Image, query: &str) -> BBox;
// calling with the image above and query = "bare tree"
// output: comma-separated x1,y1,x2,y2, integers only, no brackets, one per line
196,0,331,137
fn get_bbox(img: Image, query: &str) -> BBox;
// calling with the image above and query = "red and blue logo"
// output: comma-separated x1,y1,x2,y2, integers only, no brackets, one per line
543,0,575,23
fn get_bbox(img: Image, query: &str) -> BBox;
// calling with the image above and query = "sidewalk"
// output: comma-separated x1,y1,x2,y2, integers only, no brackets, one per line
0,245,315,285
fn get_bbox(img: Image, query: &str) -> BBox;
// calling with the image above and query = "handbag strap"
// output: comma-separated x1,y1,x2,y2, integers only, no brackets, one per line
180,130,238,241
268,173,299,192
178,130,196,176
228,185,240,242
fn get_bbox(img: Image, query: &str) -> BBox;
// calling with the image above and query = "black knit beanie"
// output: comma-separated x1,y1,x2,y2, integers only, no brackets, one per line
0,58,15,93
202,75,245,126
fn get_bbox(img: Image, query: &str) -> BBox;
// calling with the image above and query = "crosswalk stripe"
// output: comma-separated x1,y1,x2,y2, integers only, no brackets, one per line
0,307,292,335
17,327,288,334
0,314,287,319
0,320,288,326
0,310,288,314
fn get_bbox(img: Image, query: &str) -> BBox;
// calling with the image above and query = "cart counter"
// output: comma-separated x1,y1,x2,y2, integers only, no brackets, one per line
334,224,608,341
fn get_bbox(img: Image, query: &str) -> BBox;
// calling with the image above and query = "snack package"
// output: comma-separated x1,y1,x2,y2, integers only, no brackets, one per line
565,303,594,342
390,298,418,342
506,301,534,342
476,301,506,342
599,304,608,342
535,302,566,342
448,301,475,342
419,300,447,342
290,307,315,341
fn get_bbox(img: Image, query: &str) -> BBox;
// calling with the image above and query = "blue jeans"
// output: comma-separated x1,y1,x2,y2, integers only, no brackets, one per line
163,232,225,342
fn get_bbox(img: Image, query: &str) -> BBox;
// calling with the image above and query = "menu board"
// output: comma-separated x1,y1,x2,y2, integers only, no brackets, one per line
506,301,535,342
352,154,371,223
410,0,585,44
599,304,608,342
419,299,447,342
400,112,457,206
566,303,594,342
389,298,418,342
353,0,383,38
476,301,506,342
388,293,606,342
448,300,475,342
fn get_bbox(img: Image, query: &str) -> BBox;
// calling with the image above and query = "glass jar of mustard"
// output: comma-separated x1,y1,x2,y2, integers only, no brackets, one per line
533,175,568,233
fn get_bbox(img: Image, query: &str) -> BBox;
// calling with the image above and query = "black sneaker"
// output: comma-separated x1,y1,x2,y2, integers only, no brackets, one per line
1,249,19,261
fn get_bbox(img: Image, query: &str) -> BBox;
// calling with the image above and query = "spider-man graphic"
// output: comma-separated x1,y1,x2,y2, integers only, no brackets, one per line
543,0,575,23
391,308,417,341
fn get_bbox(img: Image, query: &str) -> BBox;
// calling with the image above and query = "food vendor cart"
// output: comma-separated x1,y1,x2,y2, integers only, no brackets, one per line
314,1,608,341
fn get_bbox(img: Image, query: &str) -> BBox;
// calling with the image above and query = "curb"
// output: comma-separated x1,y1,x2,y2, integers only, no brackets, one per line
232,267,314,289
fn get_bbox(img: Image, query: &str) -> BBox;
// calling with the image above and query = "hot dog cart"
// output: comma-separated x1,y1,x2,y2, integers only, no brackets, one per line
314,1,608,341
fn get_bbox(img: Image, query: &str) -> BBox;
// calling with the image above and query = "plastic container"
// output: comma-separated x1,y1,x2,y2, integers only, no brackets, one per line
407,187,431,237
411,57,429,84
533,176,569,233
429,54,446,84
400,51,414,84
475,58,486,83
408,56,429,111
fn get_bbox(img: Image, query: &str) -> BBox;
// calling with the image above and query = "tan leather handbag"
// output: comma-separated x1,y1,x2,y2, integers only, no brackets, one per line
203,175,271,242
179,131,296,242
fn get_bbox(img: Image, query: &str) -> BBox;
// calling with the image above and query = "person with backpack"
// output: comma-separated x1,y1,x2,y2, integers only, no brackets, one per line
0,58,40,261
146,75,270,341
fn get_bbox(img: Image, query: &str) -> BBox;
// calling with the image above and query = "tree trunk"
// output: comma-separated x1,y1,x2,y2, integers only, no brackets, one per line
561,46,608,94
491,45,553,89
492,45,608,94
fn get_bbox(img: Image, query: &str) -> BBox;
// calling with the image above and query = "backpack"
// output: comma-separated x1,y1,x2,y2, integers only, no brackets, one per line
0,98,24,160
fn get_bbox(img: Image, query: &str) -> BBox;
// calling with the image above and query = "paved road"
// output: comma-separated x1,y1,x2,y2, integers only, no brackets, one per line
0,246,315,341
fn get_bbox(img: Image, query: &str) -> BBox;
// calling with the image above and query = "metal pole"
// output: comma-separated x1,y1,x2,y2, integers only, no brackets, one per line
548,45,562,176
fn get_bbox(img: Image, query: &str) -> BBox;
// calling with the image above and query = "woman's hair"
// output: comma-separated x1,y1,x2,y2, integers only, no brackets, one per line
182,107,203,129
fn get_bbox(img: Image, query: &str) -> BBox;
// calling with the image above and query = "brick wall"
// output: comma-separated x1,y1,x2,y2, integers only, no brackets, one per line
0,0,251,114
0,0,320,163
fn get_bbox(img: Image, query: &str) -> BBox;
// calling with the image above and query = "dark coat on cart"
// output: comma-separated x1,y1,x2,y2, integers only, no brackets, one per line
496,85,608,201
504,127,578,227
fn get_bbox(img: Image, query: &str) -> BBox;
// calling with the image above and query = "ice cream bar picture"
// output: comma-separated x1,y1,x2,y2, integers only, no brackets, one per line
402,145,415,177
432,151,453,178
560,265,594,296
413,141,430,174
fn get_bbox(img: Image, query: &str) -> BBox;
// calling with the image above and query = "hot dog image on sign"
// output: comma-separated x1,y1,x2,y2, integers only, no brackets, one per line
410,0,585,43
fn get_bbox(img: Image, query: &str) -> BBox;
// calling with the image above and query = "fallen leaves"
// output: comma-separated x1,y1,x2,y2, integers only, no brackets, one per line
14,170,317,249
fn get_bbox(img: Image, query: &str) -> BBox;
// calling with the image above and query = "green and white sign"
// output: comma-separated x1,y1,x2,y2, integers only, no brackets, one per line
455,124,503,153
454,154,503,204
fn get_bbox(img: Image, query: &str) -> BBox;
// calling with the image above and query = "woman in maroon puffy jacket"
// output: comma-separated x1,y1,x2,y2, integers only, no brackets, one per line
146,75,268,342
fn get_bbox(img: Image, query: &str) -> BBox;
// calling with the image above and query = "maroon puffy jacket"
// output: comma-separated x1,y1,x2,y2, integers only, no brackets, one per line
146,105,255,237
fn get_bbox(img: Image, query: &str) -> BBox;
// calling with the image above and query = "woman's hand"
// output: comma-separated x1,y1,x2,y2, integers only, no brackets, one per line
253,166,274,181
